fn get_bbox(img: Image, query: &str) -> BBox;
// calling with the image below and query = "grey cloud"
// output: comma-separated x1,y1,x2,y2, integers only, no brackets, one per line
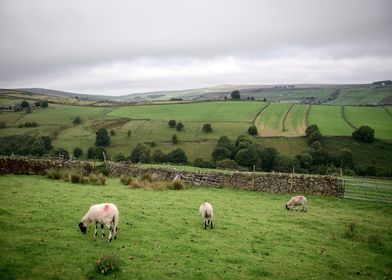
0,0,391,94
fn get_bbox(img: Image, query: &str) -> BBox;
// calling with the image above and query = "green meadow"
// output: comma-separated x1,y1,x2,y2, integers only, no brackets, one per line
0,175,391,279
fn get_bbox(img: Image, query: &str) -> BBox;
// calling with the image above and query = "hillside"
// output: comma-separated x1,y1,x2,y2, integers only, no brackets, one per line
6,82,392,105
0,96,391,176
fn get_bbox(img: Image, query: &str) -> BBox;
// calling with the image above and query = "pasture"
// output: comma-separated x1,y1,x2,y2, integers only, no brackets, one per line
0,175,391,279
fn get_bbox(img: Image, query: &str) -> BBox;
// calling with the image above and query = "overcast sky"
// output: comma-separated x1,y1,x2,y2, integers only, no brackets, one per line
1,0,391,95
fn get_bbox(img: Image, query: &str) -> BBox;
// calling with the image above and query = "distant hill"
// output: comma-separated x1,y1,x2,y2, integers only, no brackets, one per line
5,81,392,105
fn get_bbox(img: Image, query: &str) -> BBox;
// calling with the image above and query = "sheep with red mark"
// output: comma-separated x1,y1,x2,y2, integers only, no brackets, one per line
78,203,119,242
285,196,307,212
199,202,213,229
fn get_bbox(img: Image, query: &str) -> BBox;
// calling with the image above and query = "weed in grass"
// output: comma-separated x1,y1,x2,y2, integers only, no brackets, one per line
344,221,357,238
97,174,106,185
86,254,121,278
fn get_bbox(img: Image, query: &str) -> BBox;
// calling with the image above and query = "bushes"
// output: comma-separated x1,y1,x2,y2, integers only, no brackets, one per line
202,123,213,133
352,125,375,143
120,173,183,190
46,168,106,186
247,126,258,136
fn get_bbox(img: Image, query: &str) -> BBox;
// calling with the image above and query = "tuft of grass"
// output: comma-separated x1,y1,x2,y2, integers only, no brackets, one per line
46,168,62,180
169,179,184,190
140,173,153,182
120,175,132,186
70,172,82,184
344,221,357,238
88,254,121,277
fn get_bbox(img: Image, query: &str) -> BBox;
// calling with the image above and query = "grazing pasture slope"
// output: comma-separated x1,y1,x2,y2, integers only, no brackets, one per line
0,175,391,279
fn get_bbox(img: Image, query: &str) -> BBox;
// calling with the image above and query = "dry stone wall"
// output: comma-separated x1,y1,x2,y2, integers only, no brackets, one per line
0,157,344,197
107,162,344,197
0,156,93,175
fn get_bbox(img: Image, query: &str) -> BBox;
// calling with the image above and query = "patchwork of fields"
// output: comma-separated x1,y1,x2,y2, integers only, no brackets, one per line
0,97,392,161
0,175,391,279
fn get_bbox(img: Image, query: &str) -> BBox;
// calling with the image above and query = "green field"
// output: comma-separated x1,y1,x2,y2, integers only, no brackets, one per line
308,105,354,136
108,101,263,122
345,107,392,139
256,103,291,136
329,87,392,105
1,175,391,279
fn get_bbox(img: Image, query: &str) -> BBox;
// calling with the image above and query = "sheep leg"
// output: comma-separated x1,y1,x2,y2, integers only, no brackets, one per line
204,220,207,230
93,223,98,239
101,224,105,238
210,220,213,229
113,227,118,239
108,226,113,242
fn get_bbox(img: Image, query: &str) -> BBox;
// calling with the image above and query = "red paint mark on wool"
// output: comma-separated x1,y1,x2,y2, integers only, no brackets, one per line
103,204,109,212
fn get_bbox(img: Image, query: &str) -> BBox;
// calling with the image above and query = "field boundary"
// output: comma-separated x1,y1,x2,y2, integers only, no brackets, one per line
343,177,392,204
341,106,357,130
305,104,311,127
383,106,392,119
281,104,294,132
252,101,271,126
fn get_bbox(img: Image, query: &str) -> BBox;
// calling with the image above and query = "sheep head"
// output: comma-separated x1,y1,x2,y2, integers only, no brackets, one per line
79,220,87,234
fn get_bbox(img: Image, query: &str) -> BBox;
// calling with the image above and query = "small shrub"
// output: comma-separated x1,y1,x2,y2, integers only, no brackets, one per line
94,254,121,275
344,221,357,238
46,168,61,180
120,175,132,186
140,173,153,182
98,174,106,185
70,172,82,184
81,177,90,185
169,180,184,190
89,174,99,185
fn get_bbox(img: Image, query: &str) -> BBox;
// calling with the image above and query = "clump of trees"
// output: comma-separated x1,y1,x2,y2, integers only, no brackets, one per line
18,122,38,128
87,146,107,160
352,125,375,143
95,128,110,147
305,124,322,145
0,135,52,156
73,116,81,125
247,126,258,136
231,90,241,100
168,120,176,128
202,123,213,133
127,144,188,164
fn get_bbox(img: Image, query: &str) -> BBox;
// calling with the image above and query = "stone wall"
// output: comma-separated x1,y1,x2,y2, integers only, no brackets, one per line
0,156,93,176
107,161,344,197
0,157,344,197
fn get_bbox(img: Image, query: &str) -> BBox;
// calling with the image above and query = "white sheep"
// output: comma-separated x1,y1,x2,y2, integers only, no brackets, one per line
78,203,119,242
199,202,213,229
285,195,307,212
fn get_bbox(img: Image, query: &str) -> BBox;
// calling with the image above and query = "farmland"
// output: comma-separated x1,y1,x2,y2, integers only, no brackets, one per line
0,95,392,169
0,175,391,279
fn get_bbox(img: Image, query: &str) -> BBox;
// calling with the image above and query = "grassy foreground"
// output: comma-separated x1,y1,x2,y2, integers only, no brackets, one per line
0,175,391,279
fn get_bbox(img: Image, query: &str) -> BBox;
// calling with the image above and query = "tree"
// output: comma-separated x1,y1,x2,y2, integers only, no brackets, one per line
95,128,110,147
176,122,184,131
305,124,320,137
110,129,116,136
41,101,49,108
127,130,132,138
130,144,151,163
352,125,375,143
87,146,107,160
73,116,81,125
212,146,232,162
172,134,178,144
152,149,167,163
259,147,278,171
168,120,177,128
202,123,213,133
41,136,52,150
193,158,215,169
34,101,41,107
21,100,30,108
305,124,322,145
73,147,83,158
166,148,188,164
247,126,258,136
234,147,259,169
231,90,240,100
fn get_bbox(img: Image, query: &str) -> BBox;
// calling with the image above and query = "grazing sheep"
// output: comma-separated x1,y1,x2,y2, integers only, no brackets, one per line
199,202,213,229
285,196,307,212
79,203,119,242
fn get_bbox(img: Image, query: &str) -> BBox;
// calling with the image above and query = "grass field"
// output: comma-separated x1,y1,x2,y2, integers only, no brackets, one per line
308,105,354,136
256,103,291,136
0,175,391,279
108,101,264,122
345,107,392,139
329,87,392,105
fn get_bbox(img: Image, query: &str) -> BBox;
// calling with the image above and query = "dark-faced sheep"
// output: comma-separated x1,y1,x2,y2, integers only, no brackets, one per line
79,203,119,242
285,196,307,212
199,202,213,229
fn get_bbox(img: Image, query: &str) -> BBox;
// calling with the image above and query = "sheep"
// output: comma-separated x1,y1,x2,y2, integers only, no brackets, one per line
199,202,213,229
285,196,307,212
78,203,119,242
